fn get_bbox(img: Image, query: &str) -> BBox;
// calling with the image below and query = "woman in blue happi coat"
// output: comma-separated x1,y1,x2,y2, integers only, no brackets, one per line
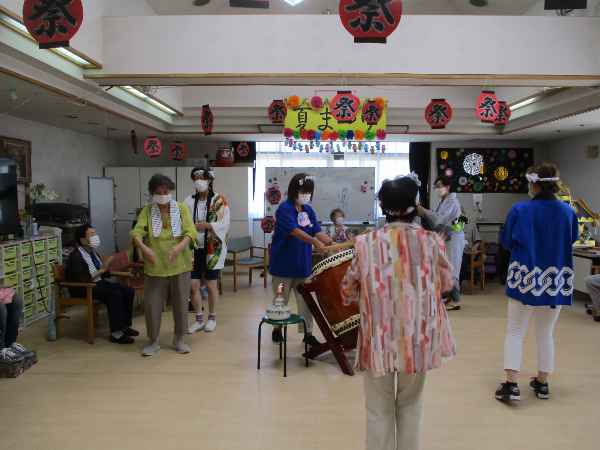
495,163,578,403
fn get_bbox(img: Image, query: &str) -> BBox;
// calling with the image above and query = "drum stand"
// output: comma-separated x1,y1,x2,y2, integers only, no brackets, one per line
296,284,356,376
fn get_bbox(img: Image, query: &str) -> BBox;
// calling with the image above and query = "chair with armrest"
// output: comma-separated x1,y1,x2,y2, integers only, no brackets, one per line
226,236,268,292
464,240,486,294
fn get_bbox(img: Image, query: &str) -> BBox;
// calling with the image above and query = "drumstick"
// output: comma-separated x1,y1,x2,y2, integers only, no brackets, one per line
324,241,355,253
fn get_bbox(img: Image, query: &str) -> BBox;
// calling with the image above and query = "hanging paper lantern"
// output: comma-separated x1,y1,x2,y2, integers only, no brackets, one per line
143,136,162,158
23,0,84,49
339,0,403,44
310,96,324,111
261,216,276,234
268,99,287,124
376,129,387,140
425,99,453,129
235,142,251,158
215,145,235,167
329,91,360,123
130,130,138,154
168,141,187,161
266,186,282,205
476,91,499,123
355,130,365,141
495,101,512,126
201,104,214,135
286,95,301,110
283,128,294,138
362,99,384,126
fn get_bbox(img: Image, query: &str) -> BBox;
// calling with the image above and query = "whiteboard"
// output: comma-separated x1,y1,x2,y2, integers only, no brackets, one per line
265,167,376,222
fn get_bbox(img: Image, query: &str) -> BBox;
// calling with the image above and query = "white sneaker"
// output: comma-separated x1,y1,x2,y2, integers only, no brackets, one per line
204,318,217,332
141,341,161,357
188,321,205,334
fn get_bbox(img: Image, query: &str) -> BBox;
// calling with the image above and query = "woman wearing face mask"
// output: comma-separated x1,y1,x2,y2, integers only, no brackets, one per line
268,173,333,346
417,176,465,311
131,174,197,357
66,224,138,344
495,163,578,403
184,166,230,334
327,208,354,244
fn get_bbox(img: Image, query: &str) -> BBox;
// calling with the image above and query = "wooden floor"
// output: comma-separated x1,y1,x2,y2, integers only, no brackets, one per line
1,280,599,450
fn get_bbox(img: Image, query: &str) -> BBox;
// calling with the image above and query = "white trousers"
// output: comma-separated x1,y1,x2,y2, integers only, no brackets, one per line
503,299,561,373
364,371,426,450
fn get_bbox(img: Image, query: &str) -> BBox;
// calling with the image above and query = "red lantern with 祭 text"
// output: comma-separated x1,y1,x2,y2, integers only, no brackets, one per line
201,104,214,136
235,142,250,158
23,0,84,49
169,141,187,161
260,216,276,234
329,91,360,123
476,91,499,123
495,101,512,126
268,100,287,124
425,99,453,129
361,99,383,126
143,136,162,158
339,0,403,44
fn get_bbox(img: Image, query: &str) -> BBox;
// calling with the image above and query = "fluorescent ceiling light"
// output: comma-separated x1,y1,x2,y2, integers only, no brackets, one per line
122,86,178,115
511,96,539,111
284,0,305,5
0,8,99,68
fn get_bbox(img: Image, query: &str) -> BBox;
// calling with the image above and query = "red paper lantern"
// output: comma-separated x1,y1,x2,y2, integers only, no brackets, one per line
362,99,383,126
130,130,138,154
168,141,187,161
235,142,250,158
339,0,403,44
215,145,234,167
310,96,324,110
476,91,499,123
201,104,214,136
23,0,84,49
261,216,276,234
268,100,287,124
266,186,282,205
425,99,453,129
495,101,512,126
143,136,162,158
329,91,360,123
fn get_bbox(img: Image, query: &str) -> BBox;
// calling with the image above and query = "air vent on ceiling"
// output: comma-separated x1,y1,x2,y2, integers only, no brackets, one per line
229,0,270,9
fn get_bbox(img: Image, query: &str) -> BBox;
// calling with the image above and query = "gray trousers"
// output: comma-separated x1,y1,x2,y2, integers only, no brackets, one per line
144,273,191,342
271,276,313,334
447,231,465,284
585,274,600,311
364,371,426,450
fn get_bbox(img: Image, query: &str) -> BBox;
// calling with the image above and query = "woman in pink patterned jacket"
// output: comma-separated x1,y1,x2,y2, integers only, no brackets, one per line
341,174,456,450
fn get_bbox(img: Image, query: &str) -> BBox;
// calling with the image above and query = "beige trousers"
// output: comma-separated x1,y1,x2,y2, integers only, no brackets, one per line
144,272,191,342
364,371,426,450
271,276,313,334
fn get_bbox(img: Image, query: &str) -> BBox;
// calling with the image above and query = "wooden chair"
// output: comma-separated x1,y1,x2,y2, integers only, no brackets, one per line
53,263,100,344
592,265,600,275
226,236,268,292
465,240,486,294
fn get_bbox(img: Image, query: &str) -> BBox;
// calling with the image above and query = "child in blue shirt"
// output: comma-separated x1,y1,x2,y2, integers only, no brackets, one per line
269,173,333,345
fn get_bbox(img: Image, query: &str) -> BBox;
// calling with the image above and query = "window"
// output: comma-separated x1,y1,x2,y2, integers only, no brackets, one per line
252,141,410,219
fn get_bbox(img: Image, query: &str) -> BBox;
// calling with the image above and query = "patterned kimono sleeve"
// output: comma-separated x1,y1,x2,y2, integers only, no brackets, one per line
434,235,455,293
341,255,361,305
210,194,231,245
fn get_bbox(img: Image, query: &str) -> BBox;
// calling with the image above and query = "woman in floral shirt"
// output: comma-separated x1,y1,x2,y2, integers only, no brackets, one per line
341,174,456,450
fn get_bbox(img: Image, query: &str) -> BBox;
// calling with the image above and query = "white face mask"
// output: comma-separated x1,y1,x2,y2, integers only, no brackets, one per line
297,194,311,206
334,217,344,226
194,179,209,192
88,235,101,248
153,194,171,205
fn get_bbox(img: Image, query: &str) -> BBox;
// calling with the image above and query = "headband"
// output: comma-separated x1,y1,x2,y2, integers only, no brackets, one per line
192,168,215,179
298,175,314,187
526,173,559,183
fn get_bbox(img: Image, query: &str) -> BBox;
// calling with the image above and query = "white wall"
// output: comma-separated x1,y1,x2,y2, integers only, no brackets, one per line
544,131,600,212
430,140,539,242
112,139,222,167
0,114,119,205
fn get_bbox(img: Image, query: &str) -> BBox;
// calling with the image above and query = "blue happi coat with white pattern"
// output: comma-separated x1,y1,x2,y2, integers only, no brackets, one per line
501,193,579,307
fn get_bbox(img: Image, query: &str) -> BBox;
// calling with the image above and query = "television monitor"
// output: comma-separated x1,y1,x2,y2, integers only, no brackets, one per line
0,158,19,235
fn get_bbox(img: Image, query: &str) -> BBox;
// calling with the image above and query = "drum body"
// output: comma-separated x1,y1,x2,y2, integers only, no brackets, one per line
307,249,359,345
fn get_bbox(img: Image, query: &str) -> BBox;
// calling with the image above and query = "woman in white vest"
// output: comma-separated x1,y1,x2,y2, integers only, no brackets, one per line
184,166,230,333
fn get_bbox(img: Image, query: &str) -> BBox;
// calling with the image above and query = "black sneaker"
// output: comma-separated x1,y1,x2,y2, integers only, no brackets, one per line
110,335,135,345
495,382,521,402
272,327,283,343
594,315,600,322
302,333,322,348
530,378,550,400
123,328,140,337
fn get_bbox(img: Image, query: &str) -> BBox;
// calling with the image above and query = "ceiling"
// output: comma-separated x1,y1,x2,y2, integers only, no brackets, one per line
2,70,600,143
146,0,541,16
